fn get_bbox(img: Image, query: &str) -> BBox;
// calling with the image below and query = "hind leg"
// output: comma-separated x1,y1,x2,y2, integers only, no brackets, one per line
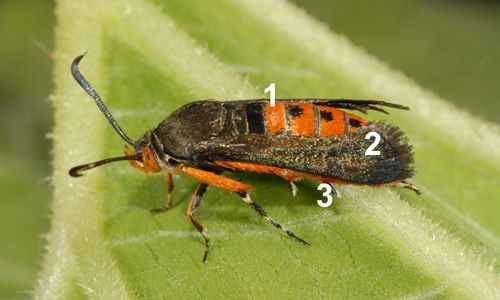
237,191,309,246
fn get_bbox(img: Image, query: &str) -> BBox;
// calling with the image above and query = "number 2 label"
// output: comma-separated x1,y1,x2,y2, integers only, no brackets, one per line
365,131,381,156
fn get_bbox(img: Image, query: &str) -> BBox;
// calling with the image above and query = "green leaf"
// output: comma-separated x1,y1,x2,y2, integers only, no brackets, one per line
37,0,500,298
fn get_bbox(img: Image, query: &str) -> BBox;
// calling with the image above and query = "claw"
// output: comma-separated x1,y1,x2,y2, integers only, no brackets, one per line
327,182,341,199
400,181,421,195
288,181,298,197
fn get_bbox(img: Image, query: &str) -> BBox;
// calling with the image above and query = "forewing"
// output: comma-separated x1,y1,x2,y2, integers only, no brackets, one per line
192,122,414,184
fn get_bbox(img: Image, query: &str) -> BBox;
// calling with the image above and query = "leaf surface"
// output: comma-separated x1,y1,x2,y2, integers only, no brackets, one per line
37,0,500,298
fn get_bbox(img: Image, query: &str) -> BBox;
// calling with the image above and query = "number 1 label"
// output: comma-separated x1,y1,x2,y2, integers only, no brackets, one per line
265,83,275,107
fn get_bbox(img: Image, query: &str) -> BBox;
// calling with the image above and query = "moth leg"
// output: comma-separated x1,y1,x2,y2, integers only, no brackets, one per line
165,173,174,207
150,173,174,214
385,181,420,195
178,166,309,251
397,181,421,195
186,183,210,262
326,182,341,199
178,165,250,193
288,181,298,197
237,191,309,246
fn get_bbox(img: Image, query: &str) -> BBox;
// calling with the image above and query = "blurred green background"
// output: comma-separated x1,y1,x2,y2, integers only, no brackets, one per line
0,0,498,298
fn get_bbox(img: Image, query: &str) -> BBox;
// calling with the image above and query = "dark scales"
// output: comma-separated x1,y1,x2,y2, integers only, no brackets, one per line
348,118,362,128
320,110,333,121
287,105,304,117
245,103,266,134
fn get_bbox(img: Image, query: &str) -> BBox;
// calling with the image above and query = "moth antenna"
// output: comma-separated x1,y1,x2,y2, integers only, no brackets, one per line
69,153,142,177
71,53,134,145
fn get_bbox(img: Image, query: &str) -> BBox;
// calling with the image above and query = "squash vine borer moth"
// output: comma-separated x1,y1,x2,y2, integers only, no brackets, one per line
69,54,419,262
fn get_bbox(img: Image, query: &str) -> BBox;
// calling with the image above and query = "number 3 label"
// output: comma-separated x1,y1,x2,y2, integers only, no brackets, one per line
317,183,334,208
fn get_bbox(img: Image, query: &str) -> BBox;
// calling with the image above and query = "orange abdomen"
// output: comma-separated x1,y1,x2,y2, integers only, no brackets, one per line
264,101,367,137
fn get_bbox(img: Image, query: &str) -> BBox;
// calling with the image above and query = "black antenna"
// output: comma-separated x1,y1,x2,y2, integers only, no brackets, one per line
69,153,142,177
71,53,134,145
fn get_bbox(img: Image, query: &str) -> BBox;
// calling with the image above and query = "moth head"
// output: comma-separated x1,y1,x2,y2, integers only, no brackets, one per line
68,54,161,177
